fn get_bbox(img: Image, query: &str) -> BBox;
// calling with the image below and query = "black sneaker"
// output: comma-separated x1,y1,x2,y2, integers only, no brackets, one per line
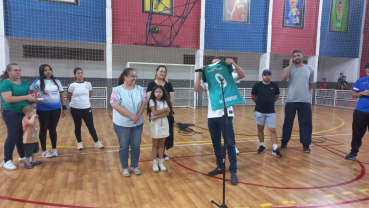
230,173,238,185
303,145,311,153
257,145,266,153
272,149,282,157
163,153,169,161
345,152,358,160
207,168,223,176
280,141,287,150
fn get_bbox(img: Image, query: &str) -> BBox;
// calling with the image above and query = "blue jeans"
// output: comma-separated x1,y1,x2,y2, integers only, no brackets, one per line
113,123,143,169
2,110,25,162
208,117,237,174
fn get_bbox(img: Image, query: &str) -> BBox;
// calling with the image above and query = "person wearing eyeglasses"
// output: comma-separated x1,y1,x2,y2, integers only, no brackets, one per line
110,68,148,177
0,63,39,170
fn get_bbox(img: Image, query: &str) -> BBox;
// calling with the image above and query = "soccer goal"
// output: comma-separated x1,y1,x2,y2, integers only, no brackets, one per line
126,62,197,109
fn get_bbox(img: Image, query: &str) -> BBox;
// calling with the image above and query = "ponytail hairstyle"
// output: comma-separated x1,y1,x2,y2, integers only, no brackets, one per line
73,67,83,81
118,68,135,85
146,85,174,116
155,65,168,82
39,64,60,94
0,63,19,83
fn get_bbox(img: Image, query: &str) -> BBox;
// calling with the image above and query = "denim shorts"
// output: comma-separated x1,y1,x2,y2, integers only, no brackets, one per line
254,111,276,128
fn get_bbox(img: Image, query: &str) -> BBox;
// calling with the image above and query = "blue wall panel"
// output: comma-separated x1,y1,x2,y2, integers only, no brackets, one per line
4,0,106,43
319,0,364,58
204,0,269,53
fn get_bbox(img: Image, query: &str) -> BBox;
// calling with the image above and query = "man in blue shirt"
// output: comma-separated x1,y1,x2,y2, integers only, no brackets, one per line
337,73,344,89
346,63,369,159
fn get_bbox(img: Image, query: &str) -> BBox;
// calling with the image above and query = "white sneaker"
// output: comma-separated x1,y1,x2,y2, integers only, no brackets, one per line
163,153,169,161
77,142,83,150
51,149,58,157
4,160,17,170
235,146,240,155
153,159,159,173
42,151,52,158
19,157,32,162
158,158,167,172
94,141,104,149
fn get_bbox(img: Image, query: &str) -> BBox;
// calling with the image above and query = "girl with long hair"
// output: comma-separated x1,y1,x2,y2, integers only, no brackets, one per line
146,65,175,160
30,64,67,158
146,85,174,172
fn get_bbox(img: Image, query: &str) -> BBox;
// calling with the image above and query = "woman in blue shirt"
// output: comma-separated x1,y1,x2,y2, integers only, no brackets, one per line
30,64,68,158
110,68,148,177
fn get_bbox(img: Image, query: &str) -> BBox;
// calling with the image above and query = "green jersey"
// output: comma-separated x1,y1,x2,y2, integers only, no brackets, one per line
202,61,244,110
0,79,32,113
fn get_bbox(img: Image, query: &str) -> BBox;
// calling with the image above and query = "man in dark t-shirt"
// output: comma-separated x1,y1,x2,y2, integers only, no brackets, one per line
251,69,282,157
340,76,348,90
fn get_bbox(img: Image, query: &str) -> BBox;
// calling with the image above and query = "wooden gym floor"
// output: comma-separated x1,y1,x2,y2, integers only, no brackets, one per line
0,105,369,208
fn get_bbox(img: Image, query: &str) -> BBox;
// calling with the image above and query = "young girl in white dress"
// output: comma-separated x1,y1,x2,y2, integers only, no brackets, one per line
147,85,174,172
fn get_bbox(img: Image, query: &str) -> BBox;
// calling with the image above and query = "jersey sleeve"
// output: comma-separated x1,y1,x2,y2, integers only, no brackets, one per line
30,79,41,91
67,83,74,93
219,60,233,75
110,87,121,104
0,80,12,93
55,79,64,93
352,80,360,93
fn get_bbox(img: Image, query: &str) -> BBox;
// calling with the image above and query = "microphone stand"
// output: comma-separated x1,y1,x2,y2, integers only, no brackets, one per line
211,78,228,208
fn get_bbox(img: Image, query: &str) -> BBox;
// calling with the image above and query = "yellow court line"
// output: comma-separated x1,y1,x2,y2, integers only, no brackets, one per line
291,116,345,136
0,116,345,149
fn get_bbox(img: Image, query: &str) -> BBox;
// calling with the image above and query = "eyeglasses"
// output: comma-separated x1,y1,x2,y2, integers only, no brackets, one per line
11,69,22,72
129,75,138,79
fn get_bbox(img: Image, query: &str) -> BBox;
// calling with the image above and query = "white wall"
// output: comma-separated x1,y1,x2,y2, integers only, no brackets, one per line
317,57,360,82
7,37,106,78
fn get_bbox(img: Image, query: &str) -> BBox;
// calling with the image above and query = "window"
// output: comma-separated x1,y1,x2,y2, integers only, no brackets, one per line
23,45,104,61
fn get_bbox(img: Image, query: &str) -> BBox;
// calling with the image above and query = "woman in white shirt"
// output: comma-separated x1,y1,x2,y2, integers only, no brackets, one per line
67,68,104,150
30,64,68,158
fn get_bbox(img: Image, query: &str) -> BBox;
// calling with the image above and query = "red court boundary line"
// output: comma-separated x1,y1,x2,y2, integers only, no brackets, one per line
0,196,95,208
170,144,366,190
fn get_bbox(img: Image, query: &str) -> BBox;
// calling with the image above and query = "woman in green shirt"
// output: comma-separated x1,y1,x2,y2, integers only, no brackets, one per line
0,63,38,170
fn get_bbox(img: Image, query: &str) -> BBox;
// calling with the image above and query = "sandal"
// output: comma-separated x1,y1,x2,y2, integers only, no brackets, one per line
31,161,42,166
132,167,141,175
24,163,33,169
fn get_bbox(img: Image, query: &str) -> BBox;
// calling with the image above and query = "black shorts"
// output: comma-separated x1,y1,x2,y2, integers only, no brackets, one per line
24,142,39,158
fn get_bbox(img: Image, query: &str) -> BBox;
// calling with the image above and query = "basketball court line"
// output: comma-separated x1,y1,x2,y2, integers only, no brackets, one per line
6,133,351,160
